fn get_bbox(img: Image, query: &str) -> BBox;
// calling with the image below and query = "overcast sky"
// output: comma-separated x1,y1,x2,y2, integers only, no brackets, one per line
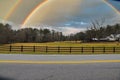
0,0,120,34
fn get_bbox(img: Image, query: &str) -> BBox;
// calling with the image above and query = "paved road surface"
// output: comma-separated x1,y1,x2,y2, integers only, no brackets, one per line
0,54,120,61
0,54,120,80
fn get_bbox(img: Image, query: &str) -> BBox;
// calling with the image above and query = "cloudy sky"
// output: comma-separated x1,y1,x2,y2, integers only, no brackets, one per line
0,0,120,34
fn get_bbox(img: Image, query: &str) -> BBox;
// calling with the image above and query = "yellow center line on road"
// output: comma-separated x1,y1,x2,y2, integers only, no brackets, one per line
0,60,120,64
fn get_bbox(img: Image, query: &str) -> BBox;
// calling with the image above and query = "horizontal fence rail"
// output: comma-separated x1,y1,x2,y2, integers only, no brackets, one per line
0,45,120,54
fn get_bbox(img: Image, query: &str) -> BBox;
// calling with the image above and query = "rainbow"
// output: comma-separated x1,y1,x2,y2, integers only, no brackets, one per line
22,0,48,28
4,0,22,21
22,0,120,28
103,0,120,14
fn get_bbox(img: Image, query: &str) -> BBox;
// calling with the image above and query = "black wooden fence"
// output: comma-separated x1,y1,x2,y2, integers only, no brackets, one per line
0,45,120,54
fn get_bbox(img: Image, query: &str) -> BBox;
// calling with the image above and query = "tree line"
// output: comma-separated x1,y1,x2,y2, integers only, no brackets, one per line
0,23,65,44
73,23,120,42
0,22,120,44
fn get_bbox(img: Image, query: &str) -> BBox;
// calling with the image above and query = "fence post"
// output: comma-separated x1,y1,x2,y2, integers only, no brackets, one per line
46,46,48,53
21,45,23,52
10,45,12,52
81,47,83,53
70,47,72,53
58,46,60,53
33,46,35,52
92,47,94,53
103,47,105,53
113,47,115,53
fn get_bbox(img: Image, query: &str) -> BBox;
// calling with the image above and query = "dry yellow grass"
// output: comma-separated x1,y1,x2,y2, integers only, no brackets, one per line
3,42,120,47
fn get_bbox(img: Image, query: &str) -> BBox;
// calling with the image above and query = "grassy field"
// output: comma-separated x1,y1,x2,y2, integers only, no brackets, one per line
4,41,120,47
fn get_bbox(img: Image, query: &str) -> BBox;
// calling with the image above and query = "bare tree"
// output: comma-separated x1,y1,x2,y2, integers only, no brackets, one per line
87,17,106,40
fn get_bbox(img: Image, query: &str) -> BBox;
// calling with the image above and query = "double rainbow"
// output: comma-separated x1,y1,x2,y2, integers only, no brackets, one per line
4,0,120,28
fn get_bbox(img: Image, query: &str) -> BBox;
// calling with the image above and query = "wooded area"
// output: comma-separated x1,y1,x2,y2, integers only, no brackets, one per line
0,22,120,44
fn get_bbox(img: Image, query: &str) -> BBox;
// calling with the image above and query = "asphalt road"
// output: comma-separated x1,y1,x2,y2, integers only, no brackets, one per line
0,54,120,61
0,54,120,80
